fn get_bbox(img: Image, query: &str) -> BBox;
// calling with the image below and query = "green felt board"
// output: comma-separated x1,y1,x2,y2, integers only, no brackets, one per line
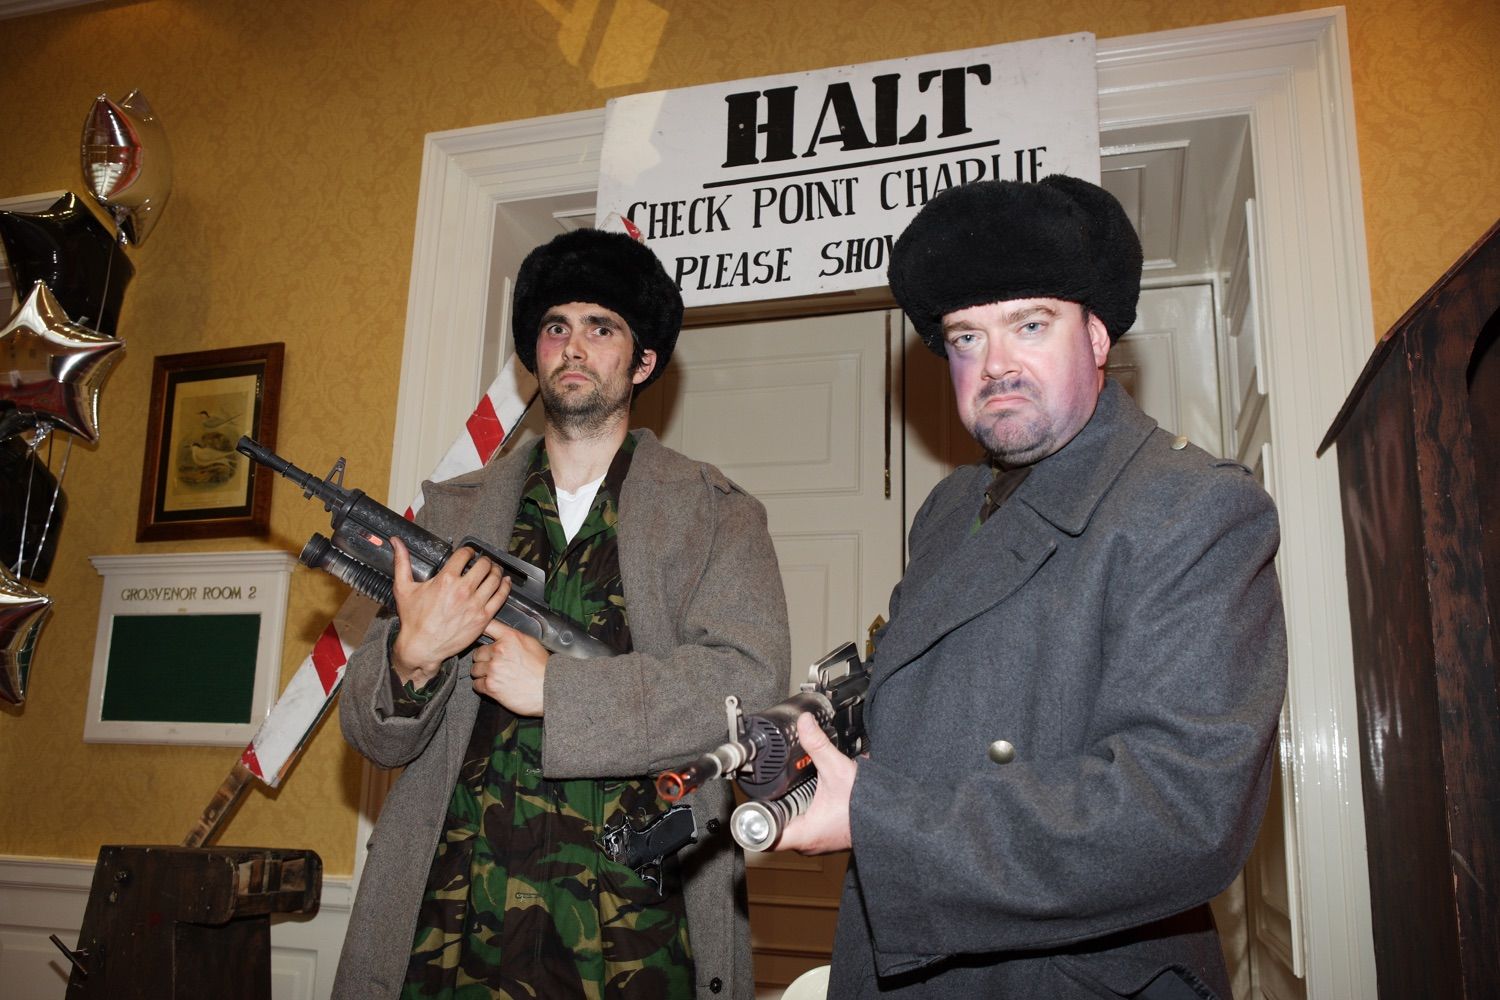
100,614,261,724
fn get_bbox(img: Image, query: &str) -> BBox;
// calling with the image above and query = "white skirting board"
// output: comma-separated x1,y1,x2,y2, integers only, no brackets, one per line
0,854,353,1000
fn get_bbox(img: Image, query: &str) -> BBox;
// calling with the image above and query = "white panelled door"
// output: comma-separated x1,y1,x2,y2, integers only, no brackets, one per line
1109,284,1222,453
636,309,903,992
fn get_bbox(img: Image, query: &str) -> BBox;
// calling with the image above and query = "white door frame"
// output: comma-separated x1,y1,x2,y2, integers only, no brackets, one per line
373,10,1376,996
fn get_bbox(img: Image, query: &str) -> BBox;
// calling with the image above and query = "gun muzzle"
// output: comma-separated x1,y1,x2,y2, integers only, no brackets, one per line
656,759,716,802
655,740,750,802
237,435,302,479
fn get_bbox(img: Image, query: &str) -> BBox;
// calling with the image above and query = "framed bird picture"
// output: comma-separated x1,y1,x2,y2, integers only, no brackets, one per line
136,343,284,541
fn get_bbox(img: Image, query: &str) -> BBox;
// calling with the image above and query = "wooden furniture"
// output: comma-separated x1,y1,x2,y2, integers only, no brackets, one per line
1319,220,1499,999
59,845,321,1000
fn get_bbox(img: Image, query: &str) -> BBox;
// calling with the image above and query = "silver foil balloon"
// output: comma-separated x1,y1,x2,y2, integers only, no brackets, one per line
0,192,135,337
81,90,173,246
0,562,52,706
0,281,126,443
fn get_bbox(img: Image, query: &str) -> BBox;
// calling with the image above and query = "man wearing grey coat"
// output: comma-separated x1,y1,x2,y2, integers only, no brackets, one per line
778,177,1287,1000
333,229,789,1000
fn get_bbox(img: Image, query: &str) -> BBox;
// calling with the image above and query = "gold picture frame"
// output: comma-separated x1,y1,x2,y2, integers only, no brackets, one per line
136,343,284,542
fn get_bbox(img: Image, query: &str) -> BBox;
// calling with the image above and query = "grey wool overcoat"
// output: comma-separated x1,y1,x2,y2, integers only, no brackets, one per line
332,429,791,1000
830,381,1288,999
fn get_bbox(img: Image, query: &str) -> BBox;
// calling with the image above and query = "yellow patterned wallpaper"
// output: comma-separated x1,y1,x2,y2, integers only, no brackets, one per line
0,0,1495,876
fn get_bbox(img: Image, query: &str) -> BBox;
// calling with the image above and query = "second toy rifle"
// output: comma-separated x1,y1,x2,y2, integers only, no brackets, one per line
655,642,869,852
236,436,614,660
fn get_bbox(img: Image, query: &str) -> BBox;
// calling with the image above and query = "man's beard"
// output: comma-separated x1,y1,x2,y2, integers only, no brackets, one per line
540,364,632,435
966,377,1051,465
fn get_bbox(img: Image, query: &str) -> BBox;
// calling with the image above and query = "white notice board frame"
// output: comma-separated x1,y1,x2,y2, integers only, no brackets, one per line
85,550,297,746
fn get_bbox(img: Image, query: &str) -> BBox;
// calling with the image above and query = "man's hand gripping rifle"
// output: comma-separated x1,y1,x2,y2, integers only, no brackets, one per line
656,642,869,852
235,436,613,660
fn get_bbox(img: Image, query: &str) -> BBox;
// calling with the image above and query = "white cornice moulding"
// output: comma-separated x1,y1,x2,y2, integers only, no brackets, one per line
89,550,301,575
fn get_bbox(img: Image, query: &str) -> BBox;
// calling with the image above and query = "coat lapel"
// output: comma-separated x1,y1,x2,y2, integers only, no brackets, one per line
464,445,531,549
1014,381,1157,538
870,495,1057,695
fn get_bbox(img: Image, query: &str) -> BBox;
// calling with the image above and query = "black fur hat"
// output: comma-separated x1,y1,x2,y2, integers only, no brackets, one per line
888,175,1143,354
512,228,683,390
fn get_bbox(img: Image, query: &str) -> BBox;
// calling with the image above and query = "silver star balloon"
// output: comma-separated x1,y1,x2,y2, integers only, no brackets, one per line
0,562,52,707
0,281,126,444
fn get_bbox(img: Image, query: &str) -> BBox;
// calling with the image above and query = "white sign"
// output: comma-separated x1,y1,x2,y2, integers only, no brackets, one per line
597,33,1099,307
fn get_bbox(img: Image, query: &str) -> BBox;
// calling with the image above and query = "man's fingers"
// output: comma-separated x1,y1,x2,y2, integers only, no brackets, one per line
485,575,513,615
474,565,505,602
796,712,840,765
444,546,476,578
390,536,413,581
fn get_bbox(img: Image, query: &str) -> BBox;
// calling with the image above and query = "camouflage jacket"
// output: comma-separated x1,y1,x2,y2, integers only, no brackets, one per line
400,434,695,998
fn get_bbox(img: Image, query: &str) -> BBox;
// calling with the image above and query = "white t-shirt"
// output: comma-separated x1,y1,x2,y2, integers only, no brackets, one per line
555,473,607,543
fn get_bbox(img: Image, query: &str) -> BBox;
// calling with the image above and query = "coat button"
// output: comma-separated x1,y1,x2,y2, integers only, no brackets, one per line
1171,434,1189,451
988,740,1016,764
709,977,723,993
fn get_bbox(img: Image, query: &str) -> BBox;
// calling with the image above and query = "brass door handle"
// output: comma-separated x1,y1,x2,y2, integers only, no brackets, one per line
865,615,887,659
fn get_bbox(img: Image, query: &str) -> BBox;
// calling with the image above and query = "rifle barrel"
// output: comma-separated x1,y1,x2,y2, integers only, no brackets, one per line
238,436,355,511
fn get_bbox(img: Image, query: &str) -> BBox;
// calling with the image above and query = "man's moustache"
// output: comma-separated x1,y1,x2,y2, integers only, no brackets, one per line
977,378,1035,402
551,365,599,385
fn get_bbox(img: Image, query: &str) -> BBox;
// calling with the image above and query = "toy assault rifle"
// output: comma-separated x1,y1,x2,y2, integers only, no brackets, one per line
236,436,614,659
656,641,870,852
239,436,701,884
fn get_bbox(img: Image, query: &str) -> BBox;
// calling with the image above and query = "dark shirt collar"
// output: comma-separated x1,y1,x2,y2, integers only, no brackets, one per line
978,464,1032,524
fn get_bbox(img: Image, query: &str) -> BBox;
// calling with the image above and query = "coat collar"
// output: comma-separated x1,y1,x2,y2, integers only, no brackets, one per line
458,427,687,523
1011,379,1157,537
870,491,1055,687
867,380,1156,684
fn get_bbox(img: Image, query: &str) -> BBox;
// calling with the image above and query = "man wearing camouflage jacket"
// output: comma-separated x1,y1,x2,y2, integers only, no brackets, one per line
333,229,790,1000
